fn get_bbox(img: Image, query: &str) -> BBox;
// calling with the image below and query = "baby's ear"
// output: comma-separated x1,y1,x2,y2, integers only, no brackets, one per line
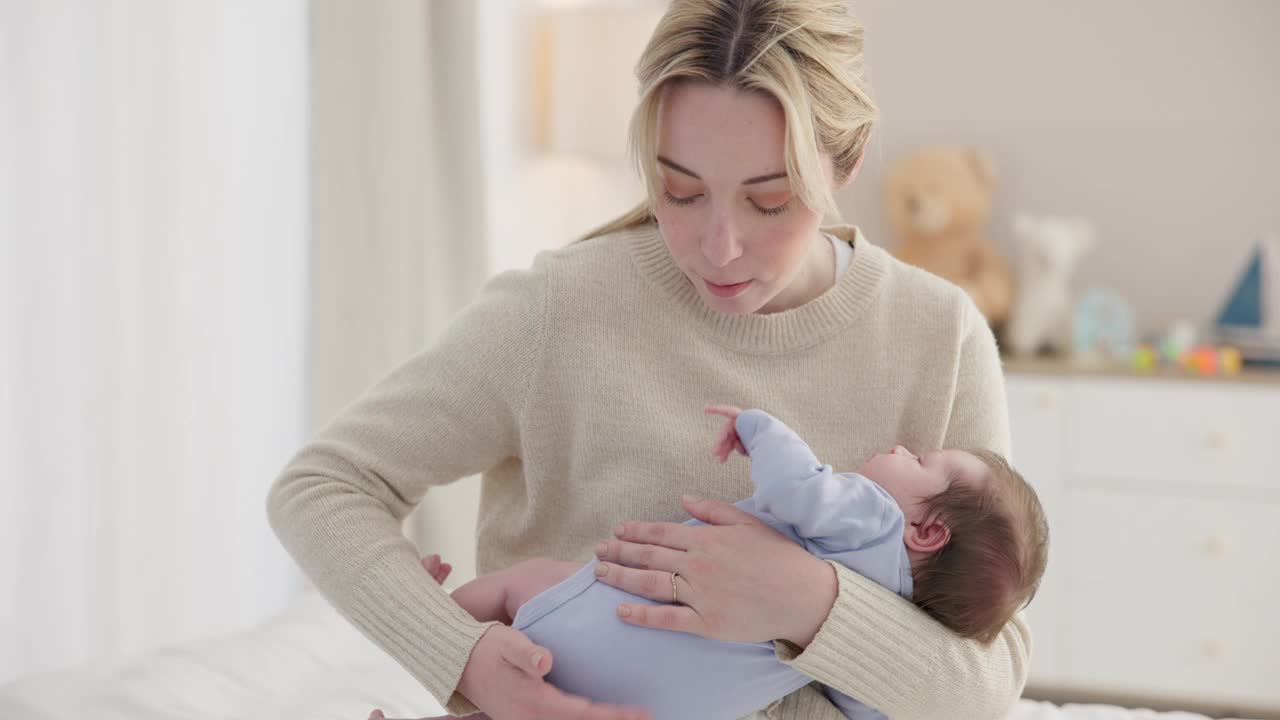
905,512,951,554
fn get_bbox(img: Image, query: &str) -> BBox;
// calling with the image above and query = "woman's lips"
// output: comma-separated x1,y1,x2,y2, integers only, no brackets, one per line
704,278,753,298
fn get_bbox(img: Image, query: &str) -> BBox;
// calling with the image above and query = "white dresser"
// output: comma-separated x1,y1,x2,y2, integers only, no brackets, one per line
1005,360,1280,711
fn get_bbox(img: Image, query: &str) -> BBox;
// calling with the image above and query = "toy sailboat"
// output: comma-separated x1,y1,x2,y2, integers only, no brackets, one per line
1215,237,1280,364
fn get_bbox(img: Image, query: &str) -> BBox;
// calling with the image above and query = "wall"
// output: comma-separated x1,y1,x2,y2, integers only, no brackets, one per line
842,0,1280,336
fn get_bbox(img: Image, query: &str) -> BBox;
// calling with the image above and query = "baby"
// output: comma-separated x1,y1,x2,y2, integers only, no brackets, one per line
376,406,1048,720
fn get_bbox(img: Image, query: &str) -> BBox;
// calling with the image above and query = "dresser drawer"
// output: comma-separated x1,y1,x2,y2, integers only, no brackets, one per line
1068,490,1280,587
1066,380,1280,491
1065,585,1279,706
1063,490,1280,704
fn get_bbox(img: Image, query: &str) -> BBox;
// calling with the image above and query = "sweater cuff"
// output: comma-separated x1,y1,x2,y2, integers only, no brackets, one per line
346,551,499,715
763,681,850,720
772,560,926,714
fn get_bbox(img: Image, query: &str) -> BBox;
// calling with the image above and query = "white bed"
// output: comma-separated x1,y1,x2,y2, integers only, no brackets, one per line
0,589,1256,720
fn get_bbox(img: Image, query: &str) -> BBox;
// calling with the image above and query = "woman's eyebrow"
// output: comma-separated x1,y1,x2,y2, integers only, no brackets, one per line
657,155,788,185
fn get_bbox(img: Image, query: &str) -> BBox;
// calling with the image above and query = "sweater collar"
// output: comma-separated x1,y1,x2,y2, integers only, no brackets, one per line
624,222,890,353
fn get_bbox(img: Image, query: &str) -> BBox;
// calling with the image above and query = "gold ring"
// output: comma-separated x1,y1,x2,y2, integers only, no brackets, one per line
670,571,679,604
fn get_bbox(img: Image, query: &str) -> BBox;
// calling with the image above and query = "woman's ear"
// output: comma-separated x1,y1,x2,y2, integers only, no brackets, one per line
838,151,866,190
905,512,951,554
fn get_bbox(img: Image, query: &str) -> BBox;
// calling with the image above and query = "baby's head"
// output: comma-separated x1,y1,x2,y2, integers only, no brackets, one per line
859,445,1049,643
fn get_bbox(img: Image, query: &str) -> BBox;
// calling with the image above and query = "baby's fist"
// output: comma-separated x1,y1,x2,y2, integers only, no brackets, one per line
419,553,452,585
705,404,748,463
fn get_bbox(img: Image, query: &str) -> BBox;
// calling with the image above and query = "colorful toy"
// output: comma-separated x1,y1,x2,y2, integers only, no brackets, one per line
1214,237,1280,364
1128,341,1242,377
1178,345,1243,377
1222,346,1244,374
1159,321,1198,365
1130,344,1159,371
1181,347,1220,376
1072,288,1136,363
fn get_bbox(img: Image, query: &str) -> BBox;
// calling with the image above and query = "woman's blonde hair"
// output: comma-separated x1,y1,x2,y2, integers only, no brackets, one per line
580,0,878,242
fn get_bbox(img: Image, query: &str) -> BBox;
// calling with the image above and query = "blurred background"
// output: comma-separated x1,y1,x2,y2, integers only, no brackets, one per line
2,0,1278,718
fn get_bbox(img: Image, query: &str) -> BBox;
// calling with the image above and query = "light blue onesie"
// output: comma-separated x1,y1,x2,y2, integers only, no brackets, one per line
510,409,912,720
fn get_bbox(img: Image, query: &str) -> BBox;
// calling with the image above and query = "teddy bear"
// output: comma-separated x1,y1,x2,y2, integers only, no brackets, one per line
884,145,1013,325
1004,214,1096,356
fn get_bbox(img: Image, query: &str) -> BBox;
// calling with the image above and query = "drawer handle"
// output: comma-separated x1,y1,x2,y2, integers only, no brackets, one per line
1206,431,1229,450
1203,639,1225,658
1205,536,1226,557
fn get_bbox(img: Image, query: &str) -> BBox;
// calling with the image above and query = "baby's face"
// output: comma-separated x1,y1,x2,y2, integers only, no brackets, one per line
858,446,988,522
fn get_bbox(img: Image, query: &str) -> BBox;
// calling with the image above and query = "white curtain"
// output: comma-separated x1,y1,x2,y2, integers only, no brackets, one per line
0,0,308,684
307,0,489,432
306,0,493,580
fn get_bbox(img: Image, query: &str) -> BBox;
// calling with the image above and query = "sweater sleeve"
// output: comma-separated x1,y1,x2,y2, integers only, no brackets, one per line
265,257,550,715
767,299,1030,720
940,297,1012,457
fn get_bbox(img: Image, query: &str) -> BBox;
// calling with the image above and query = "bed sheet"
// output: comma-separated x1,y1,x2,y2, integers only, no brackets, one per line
0,590,1257,720
0,590,441,720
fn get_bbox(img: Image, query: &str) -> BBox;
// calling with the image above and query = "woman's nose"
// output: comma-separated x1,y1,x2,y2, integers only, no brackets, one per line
702,213,743,268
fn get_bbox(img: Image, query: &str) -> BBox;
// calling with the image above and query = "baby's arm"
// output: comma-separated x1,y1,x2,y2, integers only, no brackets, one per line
733,409,900,550
733,408,827,488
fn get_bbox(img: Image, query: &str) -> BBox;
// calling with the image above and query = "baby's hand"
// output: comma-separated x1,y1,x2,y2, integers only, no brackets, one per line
705,404,748,463
419,553,452,585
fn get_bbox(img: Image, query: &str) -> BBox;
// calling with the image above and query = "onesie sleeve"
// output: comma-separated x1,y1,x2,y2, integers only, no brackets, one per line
738,409,900,551
736,409,825,489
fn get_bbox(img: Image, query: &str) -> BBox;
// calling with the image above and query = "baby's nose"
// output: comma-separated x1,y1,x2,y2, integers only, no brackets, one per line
891,445,911,457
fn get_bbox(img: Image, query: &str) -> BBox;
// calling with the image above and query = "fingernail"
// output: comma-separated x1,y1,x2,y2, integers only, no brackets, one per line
613,523,625,537
530,651,542,668
595,563,608,577
595,542,607,557
617,605,632,618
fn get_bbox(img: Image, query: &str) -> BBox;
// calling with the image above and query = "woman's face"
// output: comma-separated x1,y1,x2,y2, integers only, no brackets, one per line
652,81,844,315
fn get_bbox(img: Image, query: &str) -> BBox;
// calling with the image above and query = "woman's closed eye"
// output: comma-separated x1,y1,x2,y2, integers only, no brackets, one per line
663,190,700,207
662,188,790,217
749,198,789,217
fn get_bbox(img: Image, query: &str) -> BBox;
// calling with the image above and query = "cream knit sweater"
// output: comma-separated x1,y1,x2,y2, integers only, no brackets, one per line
266,223,1030,720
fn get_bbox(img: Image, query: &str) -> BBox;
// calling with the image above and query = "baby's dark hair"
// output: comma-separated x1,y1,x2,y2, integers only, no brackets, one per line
910,449,1049,644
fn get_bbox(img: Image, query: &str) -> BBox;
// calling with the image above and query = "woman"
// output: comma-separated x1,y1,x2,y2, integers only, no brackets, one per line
267,2,1029,719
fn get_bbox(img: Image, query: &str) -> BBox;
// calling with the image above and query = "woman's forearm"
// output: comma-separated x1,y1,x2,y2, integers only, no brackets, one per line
782,552,839,648
776,561,1031,720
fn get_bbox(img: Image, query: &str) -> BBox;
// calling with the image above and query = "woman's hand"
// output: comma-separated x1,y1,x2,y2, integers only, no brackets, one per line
594,496,838,648
704,404,747,463
452,625,651,720
371,554,651,720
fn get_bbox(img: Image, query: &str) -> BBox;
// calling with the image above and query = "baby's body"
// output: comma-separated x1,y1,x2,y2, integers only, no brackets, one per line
399,409,926,720
386,408,1037,720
